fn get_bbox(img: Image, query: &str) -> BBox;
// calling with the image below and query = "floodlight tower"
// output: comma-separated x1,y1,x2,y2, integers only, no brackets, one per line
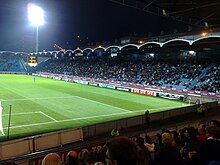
27,3,45,53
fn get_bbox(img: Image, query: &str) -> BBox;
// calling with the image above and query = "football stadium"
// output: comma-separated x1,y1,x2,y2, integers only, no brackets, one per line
0,74,192,138
0,0,220,164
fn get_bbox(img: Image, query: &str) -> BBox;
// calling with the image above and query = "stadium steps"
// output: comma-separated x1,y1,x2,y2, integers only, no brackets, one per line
189,63,215,89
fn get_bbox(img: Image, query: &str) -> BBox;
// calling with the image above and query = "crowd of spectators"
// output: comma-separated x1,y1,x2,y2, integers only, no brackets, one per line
28,119,220,165
39,59,220,93
0,53,24,72
1,52,219,93
1,123,219,164
193,64,220,93
2,118,218,165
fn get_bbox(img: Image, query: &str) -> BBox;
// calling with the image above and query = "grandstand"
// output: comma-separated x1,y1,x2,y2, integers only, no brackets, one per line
0,30,220,164
0,1,220,163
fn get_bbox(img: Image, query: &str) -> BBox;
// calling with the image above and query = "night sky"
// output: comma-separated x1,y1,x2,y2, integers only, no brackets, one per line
0,0,188,52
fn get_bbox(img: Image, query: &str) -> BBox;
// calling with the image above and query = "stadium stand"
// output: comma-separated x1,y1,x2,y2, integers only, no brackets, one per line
1,31,220,165
0,52,26,73
38,59,219,94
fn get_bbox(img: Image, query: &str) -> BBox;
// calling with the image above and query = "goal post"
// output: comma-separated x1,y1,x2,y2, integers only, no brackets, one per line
0,101,5,136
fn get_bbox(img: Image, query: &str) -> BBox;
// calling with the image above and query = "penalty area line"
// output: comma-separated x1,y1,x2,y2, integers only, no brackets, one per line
40,111,58,122
3,105,189,130
2,111,42,116
4,111,134,129
75,96,131,113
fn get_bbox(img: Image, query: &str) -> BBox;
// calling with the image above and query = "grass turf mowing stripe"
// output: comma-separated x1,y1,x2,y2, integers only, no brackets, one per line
3,104,189,130
0,74,189,139
74,96,131,112
2,95,131,113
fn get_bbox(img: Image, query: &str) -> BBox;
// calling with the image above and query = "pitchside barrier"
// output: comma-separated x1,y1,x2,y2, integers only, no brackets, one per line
82,101,218,138
0,101,218,161
0,128,83,160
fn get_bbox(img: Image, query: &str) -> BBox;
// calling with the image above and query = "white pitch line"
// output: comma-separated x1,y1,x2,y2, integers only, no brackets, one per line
2,111,58,122
3,121,55,129
61,111,132,122
2,111,42,116
2,95,131,113
1,96,76,102
40,111,58,122
4,111,133,129
74,96,130,113
3,104,188,129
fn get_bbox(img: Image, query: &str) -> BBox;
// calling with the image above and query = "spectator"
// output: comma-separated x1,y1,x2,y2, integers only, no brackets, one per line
105,136,139,165
154,132,183,165
208,119,220,127
65,150,79,165
136,137,152,164
180,127,200,164
42,153,62,165
145,134,155,152
196,124,207,142
78,149,89,165
145,110,150,125
191,126,220,165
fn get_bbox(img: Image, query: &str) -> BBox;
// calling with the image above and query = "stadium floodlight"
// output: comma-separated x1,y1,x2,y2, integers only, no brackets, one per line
27,3,45,52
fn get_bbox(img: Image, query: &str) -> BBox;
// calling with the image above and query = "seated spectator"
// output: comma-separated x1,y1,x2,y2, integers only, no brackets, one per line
105,136,139,165
78,149,89,165
145,134,155,152
154,132,183,165
180,127,200,164
136,137,152,164
191,125,220,165
42,153,62,165
197,124,207,142
208,119,220,127
65,150,79,165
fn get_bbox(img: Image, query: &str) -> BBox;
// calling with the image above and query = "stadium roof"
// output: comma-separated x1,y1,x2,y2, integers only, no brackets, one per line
109,0,220,30
1,0,220,52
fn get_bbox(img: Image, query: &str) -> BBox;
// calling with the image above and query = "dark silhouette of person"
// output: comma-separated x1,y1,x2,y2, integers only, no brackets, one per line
145,110,150,125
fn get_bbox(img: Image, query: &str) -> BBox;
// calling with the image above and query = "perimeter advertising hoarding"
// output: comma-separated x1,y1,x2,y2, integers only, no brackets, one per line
99,83,115,89
132,88,155,96
116,87,131,92
157,92,184,100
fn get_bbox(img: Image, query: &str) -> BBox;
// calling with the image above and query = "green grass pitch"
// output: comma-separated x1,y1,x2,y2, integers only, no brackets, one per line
0,74,190,140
